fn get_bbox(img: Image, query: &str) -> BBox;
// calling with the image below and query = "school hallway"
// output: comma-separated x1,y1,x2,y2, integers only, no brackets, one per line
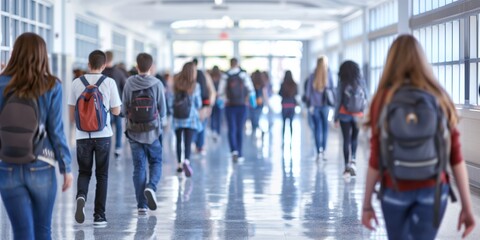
0,113,478,240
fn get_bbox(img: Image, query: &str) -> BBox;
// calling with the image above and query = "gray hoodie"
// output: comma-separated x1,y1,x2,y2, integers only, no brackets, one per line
122,74,166,144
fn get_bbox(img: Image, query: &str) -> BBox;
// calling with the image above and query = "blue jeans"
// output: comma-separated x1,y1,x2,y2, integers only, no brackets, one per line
210,105,223,135
129,139,163,209
76,137,111,217
249,106,263,131
381,185,449,240
225,105,247,156
312,106,330,152
193,120,207,150
0,161,56,240
111,114,123,149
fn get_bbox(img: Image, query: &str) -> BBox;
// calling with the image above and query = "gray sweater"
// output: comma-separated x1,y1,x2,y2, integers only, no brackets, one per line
122,74,166,144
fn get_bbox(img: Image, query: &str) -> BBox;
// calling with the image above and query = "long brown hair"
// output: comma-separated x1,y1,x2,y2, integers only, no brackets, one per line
280,70,297,98
251,70,265,90
174,62,197,94
313,56,328,91
1,32,57,98
367,34,458,130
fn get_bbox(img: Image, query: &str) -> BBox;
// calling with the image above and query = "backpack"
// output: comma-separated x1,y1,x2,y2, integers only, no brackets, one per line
74,75,108,133
127,87,159,132
378,85,455,227
342,84,366,112
226,72,248,106
0,94,46,164
173,91,192,119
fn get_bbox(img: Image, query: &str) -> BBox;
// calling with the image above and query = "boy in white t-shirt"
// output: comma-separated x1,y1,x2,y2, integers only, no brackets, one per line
68,50,122,226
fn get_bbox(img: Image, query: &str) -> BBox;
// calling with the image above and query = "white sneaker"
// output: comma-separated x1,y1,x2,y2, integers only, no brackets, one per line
348,161,357,177
138,208,148,215
144,188,158,210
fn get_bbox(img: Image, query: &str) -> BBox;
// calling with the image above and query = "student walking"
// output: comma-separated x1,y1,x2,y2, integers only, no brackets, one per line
0,32,72,240
102,51,127,160
192,58,210,155
279,70,298,139
305,56,334,161
361,35,476,240
334,61,367,177
69,50,122,226
173,62,202,177
250,70,266,137
218,58,256,162
209,66,223,141
122,53,166,214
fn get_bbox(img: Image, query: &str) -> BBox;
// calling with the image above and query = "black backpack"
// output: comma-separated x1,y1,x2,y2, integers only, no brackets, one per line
173,92,192,119
127,87,159,132
378,85,455,227
226,72,248,106
0,94,46,164
343,84,366,112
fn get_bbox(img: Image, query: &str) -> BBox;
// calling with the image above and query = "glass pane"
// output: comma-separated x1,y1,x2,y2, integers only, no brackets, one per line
240,57,269,73
452,64,460,103
30,0,36,21
173,41,202,56
452,20,459,61
204,57,229,71
460,64,465,104
271,41,302,57
470,16,477,58
445,22,452,62
439,24,445,62
2,16,10,47
432,25,439,63
46,6,52,25
13,0,19,15
2,0,9,12
470,63,477,105
239,41,270,56
22,0,27,17
202,41,233,57
426,27,432,62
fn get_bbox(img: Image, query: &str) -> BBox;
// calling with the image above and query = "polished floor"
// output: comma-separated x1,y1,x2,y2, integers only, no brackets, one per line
1,112,480,240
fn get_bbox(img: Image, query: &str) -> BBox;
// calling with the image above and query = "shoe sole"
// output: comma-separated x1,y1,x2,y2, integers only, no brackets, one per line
93,221,108,226
183,162,192,177
349,167,357,177
144,189,158,210
75,198,85,224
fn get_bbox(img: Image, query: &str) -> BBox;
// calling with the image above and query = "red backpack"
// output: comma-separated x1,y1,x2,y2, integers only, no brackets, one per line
74,75,108,133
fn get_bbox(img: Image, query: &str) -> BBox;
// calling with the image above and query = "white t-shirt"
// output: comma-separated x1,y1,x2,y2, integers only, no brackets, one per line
68,73,122,140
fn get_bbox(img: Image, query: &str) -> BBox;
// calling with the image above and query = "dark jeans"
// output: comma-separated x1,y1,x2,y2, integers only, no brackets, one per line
111,114,122,149
282,108,295,137
225,105,247,156
175,128,196,163
210,105,223,135
193,120,207,150
129,139,163,209
312,106,330,152
76,137,111,217
339,115,359,166
0,161,56,240
381,185,449,240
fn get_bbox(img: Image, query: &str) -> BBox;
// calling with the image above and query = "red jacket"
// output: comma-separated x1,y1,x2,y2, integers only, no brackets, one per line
368,91,463,191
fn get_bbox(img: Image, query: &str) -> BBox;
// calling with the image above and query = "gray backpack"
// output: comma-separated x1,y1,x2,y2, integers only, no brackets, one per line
343,84,366,112
378,85,454,227
0,94,46,164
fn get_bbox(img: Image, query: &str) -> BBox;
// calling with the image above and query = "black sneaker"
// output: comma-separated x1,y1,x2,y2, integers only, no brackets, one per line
93,214,107,226
144,188,158,210
75,196,86,224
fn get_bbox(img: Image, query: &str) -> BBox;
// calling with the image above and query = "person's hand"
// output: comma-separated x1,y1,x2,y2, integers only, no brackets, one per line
458,208,476,239
62,173,73,192
362,206,379,231
335,121,340,128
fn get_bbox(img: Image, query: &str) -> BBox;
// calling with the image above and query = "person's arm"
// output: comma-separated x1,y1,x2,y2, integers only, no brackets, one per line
334,82,343,122
109,79,122,116
46,82,73,191
205,73,216,107
194,83,202,109
157,83,167,119
361,166,380,230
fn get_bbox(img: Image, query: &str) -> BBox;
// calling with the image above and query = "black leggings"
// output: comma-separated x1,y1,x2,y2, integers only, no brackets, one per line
175,128,195,163
339,119,359,166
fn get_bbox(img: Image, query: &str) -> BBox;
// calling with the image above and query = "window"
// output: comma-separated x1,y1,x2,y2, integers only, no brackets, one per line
369,0,398,32
344,42,363,68
133,40,145,60
369,35,396,94
112,31,126,64
343,15,363,40
413,0,459,16
75,18,99,68
1,0,53,64
413,19,463,104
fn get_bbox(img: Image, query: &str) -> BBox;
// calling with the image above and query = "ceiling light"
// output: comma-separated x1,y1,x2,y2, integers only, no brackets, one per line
214,0,223,5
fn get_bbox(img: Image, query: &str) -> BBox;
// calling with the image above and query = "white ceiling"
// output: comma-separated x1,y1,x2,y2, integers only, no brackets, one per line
81,0,384,40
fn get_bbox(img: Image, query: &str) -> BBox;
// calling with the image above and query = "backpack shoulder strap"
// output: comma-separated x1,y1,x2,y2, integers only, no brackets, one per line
79,76,89,87
95,75,107,87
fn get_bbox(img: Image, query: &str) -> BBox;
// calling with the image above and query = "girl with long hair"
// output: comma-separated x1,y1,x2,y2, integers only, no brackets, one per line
172,62,202,177
250,70,266,136
334,60,368,177
305,56,334,160
361,35,475,239
0,32,72,239
279,70,298,139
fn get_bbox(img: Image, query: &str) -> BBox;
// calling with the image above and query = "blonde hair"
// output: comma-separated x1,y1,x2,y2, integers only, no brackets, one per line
367,34,458,130
313,56,328,91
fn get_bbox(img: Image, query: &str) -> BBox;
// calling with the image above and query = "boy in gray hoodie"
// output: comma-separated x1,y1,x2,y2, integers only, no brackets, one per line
122,53,166,214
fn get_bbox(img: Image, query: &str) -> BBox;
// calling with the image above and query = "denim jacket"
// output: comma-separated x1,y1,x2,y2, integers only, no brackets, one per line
0,76,72,173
